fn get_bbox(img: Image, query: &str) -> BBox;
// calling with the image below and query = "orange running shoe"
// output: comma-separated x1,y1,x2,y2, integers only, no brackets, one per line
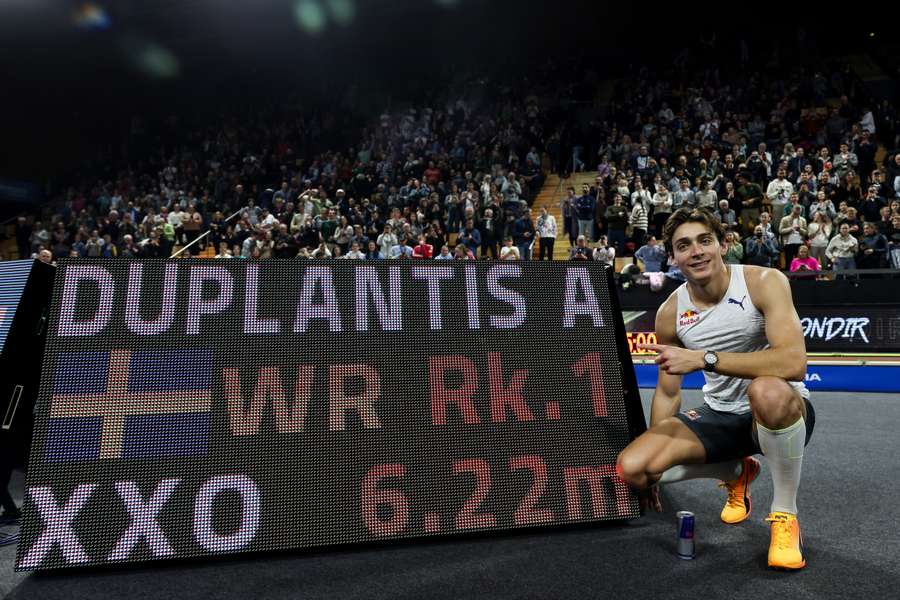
719,456,761,524
766,512,806,570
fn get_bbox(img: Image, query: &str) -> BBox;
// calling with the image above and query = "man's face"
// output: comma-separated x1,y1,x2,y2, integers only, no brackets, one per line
840,224,850,236
864,224,874,236
670,222,724,281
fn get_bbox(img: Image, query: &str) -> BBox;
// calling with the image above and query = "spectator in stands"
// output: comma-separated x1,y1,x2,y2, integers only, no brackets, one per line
834,171,862,208
809,190,837,222
767,168,794,222
758,211,777,243
634,236,666,272
825,223,859,272
630,179,652,214
779,204,808,266
605,193,629,255
737,173,764,236
500,237,520,260
858,222,888,269
536,206,557,260
888,215,900,268
454,243,475,260
832,142,858,180
575,183,595,239
745,225,779,267
843,206,862,238
561,187,577,246
650,185,673,237
593,236,615,266
723,231,744,265
214,242,233,258
672,179,695,210
859,186,886,223
716,199,737,230
695,178,717,210
876,206,893,235
390,236,414,259
788,147,811,181
312,241,332,259
569,235,592,260
629,197,648,252
789,244,821,278
458,219,481,257
343,241,366,260
377,224,397,258
435,245,452,261
480,208,499,259
807,211,833,268
512,208,536,260
365,240,384,260
412,235,433,259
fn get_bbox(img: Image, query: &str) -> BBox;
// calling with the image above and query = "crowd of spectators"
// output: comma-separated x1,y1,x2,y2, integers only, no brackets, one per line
6,48,900,275
560,54,900,274
9,60,590,266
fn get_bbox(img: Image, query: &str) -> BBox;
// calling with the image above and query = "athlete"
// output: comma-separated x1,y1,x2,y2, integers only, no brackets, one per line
617,207,814,570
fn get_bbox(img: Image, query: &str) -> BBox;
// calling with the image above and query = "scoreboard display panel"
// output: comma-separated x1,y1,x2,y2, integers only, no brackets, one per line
17,260,644,570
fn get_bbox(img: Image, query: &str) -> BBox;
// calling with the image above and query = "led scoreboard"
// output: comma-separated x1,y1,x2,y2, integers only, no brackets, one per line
18,261,644,570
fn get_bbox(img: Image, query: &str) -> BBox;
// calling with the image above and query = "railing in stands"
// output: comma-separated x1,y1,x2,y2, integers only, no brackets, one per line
169,208,243,259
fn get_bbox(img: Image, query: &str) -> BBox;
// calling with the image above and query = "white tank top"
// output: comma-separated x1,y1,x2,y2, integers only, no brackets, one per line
675,265,809,414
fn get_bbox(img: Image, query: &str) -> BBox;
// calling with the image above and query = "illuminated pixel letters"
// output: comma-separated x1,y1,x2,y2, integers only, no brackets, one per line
24,261,639,570
21,476,261,566
57,263,582,335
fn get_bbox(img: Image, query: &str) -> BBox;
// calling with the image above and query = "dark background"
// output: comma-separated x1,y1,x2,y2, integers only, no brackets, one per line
0,1,884,184
19,260,641,569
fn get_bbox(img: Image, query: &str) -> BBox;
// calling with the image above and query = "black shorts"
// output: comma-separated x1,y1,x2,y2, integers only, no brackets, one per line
674,398,816,464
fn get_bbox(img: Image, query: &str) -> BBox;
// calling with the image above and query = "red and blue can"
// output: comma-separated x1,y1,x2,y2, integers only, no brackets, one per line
676,511,695,559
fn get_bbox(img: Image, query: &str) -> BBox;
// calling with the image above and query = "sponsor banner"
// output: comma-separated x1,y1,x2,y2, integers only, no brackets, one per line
18,260,643,570
624,307,900,353
634,364,900,393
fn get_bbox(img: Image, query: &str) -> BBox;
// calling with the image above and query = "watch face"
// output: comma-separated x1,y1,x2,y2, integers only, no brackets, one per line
705,352,718,365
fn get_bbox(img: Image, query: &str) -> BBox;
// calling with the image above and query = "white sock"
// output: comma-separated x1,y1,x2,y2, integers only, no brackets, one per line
657,459,743,484
757,417,805,515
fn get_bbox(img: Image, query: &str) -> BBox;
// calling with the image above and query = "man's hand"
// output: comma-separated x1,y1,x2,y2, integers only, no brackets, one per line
639,486,662,513
640,344,704,374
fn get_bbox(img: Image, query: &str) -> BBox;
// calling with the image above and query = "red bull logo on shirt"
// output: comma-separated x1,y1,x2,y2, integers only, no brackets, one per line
679,310,700,327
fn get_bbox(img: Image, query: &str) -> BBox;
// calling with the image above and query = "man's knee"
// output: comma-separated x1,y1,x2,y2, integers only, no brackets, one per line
616,448,650,489
747,376,802,427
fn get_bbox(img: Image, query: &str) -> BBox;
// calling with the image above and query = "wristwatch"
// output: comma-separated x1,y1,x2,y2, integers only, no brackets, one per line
703,351,719,372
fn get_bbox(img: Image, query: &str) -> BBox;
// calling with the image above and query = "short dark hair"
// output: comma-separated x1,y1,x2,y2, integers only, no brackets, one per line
663,207,726,255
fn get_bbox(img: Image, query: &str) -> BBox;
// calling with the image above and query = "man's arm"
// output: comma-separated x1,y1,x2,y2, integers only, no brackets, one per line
642,267,807,382
713,268,807,381
648,294,683,426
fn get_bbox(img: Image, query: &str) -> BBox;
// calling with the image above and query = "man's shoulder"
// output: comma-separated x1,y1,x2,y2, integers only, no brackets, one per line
743,265,788,294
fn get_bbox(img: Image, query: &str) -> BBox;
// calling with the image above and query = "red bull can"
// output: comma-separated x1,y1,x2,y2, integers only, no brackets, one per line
676,511,695,559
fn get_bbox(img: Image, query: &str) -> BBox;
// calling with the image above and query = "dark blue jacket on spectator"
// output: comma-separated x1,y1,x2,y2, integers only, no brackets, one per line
575,194,595,220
